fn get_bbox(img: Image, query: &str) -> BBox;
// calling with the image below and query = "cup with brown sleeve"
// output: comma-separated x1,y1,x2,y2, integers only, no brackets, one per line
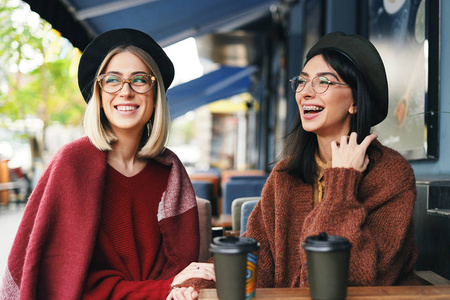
209,236,260,300
302,232,352,300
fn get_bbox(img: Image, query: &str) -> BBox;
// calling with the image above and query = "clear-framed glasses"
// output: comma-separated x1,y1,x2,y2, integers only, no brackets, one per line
289,75,350,94
96,73,156,94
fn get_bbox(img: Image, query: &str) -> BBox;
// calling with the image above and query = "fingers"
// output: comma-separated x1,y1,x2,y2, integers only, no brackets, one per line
190,290,199,300
363,154,370,169
331,132,377,172
348,132,357,144
330,140,338,151
359,133,378,150
344,132,376,147
167,287,199,300
336,132,377,148
180,287,198,300
340,134,349,146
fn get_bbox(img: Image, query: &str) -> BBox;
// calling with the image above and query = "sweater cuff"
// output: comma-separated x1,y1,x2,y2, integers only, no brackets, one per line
323,168,362,205
172,278,216,292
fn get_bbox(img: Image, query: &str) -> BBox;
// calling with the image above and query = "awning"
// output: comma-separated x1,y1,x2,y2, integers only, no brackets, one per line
22,0,277,50
167,65,257,119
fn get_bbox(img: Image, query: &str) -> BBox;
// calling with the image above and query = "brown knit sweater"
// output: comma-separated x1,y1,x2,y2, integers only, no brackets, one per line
182,140,419,290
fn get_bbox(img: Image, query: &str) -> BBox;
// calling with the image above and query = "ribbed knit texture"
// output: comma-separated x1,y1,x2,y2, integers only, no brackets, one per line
1,136,199,300
246,140,419,288
83,160,173,299
184,140,420,291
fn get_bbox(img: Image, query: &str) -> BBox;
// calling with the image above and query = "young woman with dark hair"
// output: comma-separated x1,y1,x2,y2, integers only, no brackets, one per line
242,32,420,288
280,48,374,184
163,32,420,298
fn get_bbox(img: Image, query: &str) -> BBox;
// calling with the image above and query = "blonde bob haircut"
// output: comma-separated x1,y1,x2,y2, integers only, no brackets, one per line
83,45,170,158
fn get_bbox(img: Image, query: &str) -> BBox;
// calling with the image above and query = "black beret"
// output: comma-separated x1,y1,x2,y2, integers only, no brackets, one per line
78,28,174,103
306,32,388,126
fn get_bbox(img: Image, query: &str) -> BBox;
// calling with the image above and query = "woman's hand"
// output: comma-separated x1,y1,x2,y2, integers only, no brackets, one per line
166,262,215,300
166,286,198,300
171,262,215,286
331,132,378,172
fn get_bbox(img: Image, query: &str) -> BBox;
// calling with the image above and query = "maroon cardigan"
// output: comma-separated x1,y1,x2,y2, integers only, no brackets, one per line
1,136,199,299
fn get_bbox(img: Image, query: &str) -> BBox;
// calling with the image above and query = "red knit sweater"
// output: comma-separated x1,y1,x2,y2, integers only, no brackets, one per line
83,160,173,299
1,137,199,300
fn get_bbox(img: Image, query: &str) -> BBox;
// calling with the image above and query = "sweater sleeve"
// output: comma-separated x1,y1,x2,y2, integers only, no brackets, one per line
242,173,276,288
300,155,418,286
83,273,174,299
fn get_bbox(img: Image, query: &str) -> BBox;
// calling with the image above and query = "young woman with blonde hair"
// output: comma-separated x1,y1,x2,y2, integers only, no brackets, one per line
1,28,213,300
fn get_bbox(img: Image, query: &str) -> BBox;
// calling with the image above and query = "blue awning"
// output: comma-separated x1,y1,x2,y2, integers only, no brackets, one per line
167,65,256,119
22,0,277,50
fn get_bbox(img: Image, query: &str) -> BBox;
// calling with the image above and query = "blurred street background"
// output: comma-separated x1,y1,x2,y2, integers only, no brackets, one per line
1,0,450,282
0,203,24,273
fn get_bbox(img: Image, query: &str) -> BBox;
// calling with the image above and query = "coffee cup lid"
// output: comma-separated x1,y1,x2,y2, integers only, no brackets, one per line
209,236,260,254
302,232,352,252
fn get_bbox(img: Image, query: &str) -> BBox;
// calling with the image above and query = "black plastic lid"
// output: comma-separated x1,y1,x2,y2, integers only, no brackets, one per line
209,236,260,254
302,232,352,252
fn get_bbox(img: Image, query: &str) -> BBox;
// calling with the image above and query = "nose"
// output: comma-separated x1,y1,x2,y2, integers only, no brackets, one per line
299,79,315,99
119,82,134,96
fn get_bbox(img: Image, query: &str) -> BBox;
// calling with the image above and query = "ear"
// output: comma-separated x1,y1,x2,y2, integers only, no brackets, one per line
349,104,357,115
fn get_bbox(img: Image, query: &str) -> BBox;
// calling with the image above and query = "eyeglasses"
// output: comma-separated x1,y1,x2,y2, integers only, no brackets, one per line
289,75,350,94
96,73,156,94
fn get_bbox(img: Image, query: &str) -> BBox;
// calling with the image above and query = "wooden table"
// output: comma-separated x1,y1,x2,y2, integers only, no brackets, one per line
0,182,19,190
0,182,18,206
199,286,450,299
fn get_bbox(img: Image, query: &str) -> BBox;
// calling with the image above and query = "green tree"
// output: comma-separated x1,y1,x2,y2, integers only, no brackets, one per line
0,0,85,128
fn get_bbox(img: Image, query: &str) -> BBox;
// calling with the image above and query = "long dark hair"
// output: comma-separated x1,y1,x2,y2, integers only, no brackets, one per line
278,49,373,183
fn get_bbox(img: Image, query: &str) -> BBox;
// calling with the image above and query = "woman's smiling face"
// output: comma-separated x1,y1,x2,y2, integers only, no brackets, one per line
296,54,356,140
100,51,155,136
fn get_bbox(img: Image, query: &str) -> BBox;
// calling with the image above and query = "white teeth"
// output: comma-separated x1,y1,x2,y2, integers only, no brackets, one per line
116,106,137,111
302,105,323,111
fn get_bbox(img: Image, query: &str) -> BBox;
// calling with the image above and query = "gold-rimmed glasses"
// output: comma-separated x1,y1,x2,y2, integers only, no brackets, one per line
96,73,156,94
289,75,350,94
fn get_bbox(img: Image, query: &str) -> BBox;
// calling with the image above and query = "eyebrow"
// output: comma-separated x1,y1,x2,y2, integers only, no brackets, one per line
104,71,150,76
300,71,340,81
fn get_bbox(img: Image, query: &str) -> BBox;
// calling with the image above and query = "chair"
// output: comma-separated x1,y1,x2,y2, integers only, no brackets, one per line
190,172,220,216
228,174,269,182
415,271,450,285
231,197,260,233
196,197,212,262
240,199,258,234
222,179,266,215
191,180,217,216
221,170,267,185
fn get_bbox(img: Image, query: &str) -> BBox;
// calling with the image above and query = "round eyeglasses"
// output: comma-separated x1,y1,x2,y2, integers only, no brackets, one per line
96,73,156,94
289,75,350,94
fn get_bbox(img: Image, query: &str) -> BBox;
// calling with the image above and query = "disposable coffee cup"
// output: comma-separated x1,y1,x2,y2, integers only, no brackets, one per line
302,232,352,300
209,236,260,300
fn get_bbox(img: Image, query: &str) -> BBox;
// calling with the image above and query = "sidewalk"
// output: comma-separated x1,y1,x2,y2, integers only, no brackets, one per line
0,203,25,273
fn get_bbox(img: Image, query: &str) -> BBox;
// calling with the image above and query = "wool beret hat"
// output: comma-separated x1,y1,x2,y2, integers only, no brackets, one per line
306,32,388,126
78,28,174,103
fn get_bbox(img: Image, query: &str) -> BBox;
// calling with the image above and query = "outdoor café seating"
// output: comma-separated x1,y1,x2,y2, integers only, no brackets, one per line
230,196,260,235
221,176,266,215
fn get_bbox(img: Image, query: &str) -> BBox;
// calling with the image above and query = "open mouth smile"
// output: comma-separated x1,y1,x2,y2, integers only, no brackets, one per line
115,105,139,111
302,105,324,115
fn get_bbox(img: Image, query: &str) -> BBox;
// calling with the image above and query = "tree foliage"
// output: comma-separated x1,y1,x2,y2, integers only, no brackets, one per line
0,0,85,128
